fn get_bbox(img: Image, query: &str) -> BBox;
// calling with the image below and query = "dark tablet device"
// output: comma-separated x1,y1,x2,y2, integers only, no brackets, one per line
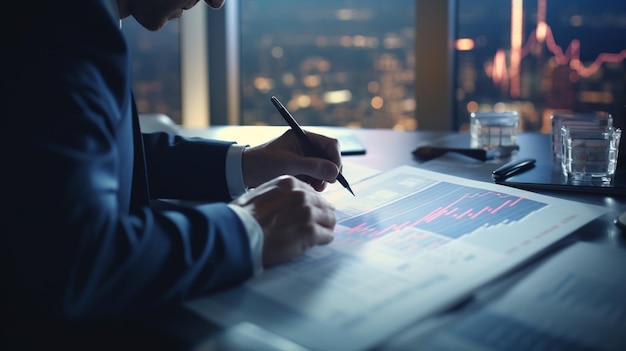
494,134,626,196
496,162,626,196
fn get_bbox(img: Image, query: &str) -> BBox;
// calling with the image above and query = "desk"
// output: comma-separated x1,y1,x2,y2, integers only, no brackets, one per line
107,127,626,350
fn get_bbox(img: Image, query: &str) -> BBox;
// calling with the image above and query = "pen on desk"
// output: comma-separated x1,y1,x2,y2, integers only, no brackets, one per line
270,96,355,196
492,158,536,182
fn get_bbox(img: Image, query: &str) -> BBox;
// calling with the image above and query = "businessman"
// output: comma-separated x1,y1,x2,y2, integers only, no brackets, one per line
1,0,341,347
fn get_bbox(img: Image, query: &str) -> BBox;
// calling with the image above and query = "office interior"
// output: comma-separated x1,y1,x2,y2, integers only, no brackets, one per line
32,0,626,350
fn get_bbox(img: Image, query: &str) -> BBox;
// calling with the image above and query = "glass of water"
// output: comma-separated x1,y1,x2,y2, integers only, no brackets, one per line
561,125,621,183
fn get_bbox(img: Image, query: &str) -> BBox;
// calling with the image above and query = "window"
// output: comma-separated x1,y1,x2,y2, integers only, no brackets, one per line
239,0,417,130
123,1,447,130
453,0,626,132
122,18,182,124
123,1,626,133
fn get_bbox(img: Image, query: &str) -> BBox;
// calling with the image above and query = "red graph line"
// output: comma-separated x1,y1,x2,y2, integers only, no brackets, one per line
522,24,626,78
509,194,525,206
456,208,473,219
416,191,517,224
470,207,491,219
344,191,531,237
491,199,512,213
489,0,626,97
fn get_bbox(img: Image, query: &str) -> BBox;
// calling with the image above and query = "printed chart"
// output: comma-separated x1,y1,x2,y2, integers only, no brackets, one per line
186,166,608,351
340,181,547,240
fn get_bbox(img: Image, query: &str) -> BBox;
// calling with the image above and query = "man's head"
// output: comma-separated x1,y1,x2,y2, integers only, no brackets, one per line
117,0,225,31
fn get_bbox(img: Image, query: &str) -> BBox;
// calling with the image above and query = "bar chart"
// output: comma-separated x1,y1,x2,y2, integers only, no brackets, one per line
339,181,547,240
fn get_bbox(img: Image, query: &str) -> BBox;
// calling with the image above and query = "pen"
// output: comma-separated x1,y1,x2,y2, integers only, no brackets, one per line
270,96,355,196
492,158,536,182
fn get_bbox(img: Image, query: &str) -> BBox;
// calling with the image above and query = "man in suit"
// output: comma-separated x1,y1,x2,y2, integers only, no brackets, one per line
1,0,341,347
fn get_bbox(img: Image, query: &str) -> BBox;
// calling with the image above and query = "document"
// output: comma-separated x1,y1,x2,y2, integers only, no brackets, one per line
414,242,626,351
185,166,608,351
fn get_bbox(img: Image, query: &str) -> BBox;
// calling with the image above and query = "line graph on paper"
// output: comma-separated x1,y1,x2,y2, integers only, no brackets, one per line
336,181,547,248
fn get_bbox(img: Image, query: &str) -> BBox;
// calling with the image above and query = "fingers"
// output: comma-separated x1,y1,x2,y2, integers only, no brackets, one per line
233,175,336,267
242,130,343,188
261,181,335,265
297,176,328,192
306,131,342,167
289,158,339,184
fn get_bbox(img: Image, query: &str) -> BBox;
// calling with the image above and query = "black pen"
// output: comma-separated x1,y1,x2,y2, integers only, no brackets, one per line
270,96,355,196
492,158,536,182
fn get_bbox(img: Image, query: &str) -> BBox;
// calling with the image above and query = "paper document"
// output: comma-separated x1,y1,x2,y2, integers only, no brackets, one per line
323,161,381,193
416,241,626,351
185,165,608,351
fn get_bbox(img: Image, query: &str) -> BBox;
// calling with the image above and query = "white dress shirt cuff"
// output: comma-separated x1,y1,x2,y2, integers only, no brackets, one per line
227,204,264,277
225,144,248,198
225,144,263,276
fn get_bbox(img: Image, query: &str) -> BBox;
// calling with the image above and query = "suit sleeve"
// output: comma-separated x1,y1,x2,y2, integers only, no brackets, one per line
142,132,238,202
1,0,254,321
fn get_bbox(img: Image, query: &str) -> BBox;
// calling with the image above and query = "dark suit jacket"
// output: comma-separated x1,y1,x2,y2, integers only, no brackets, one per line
1,0,253,329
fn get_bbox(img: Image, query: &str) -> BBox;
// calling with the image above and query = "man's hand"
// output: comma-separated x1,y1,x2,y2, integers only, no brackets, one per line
231,175,336,267
241,130,342,192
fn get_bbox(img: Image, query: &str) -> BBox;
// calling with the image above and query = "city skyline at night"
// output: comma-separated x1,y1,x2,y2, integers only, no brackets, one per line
123,0,626,133
455,0,626,132
240,0,416,129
